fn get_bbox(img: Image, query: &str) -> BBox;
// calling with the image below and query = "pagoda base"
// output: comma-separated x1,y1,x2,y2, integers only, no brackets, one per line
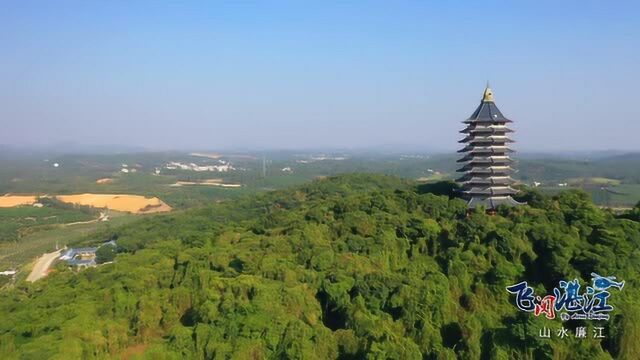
467,196,524,209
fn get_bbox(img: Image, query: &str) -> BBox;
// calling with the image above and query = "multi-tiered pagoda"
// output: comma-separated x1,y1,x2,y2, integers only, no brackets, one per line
456,85,522,209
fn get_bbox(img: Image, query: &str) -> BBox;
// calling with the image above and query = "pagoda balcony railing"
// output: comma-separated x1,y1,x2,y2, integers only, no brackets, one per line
457,145,514,153
460,180,514,186
463,118,512,124
459,135,514,143
456,166,513,173
464,187,519,196
457,155,512,163
460,126,514,134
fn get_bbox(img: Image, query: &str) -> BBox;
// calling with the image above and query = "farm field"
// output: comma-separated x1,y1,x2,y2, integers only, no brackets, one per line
566,177,622,186
587,183,640,207
0,212,136,271
56,194,172,213
0,205,95,243
170,179,243,188
530,184,640,208
0,195,37,207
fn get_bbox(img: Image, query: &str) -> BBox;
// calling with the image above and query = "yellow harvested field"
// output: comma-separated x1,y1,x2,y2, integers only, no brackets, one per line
0,195,37,207
56,194,172,214
96,178,114,184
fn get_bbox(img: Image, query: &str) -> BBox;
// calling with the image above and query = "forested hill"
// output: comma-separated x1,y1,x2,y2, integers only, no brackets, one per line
1,174,640,359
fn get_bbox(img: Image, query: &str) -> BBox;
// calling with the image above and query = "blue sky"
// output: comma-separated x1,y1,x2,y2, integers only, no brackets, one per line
1,1,639,151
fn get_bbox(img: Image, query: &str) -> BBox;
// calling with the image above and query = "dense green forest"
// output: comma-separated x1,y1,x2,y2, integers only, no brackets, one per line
1,174,639,359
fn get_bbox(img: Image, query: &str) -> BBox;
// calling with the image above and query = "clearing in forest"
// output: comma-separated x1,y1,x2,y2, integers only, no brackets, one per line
0,195,37,207
170,179,242,188
56,194,172,214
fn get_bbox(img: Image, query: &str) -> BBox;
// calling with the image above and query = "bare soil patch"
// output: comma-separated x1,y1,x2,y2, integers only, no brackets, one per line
170,179,242,188
0,195,37,207
56,194,172,214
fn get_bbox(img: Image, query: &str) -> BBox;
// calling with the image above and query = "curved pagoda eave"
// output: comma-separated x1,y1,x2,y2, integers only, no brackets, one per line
457,146,515,154
459,125,514,134
467,196,524,209
456,85,523,210
458,136,515,144
456,155,513,163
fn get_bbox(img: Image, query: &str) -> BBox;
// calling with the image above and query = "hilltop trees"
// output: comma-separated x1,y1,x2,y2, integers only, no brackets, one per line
95,243,117,264
0,174,639,359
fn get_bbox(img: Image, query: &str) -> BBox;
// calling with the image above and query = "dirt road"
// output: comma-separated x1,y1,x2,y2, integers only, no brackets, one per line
26,249,62,282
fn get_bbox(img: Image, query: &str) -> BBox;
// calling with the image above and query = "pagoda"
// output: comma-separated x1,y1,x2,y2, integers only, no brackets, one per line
456,85,523,209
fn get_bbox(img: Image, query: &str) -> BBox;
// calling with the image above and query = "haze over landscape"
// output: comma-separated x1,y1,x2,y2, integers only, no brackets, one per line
4,2,640,359
2,1,639,151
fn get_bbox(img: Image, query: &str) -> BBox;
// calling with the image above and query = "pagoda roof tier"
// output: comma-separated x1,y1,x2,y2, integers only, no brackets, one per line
456,176,515,185
464,86,513,123
465,140,514,147
456,155,513,163
464,118,512,124
459,135,515,143
467,196,524,209
457,161,514,168
464,186,519,196
465,103,512,123
457,145,514,154
460,125,514,134
456,174,512,181
456,165,513,173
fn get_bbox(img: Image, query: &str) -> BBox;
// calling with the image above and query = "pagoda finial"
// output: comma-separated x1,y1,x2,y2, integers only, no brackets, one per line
482,83,494,102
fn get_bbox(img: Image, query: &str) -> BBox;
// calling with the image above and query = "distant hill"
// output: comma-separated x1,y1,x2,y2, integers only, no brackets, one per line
0,142,148,157
595,152,640,164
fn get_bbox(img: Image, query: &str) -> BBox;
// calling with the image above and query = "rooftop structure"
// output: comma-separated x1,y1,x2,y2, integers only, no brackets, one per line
456,85,523,209
60,247,98,267
59,241,117,268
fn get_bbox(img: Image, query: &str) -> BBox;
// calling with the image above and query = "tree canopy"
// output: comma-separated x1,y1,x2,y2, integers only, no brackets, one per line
0,174,639,359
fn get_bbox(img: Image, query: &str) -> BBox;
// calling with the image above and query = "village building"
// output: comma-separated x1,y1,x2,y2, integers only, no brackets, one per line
59,240,116,268
60,247,99,267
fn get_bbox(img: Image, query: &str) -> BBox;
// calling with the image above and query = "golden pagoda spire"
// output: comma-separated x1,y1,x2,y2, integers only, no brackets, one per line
482,82,495,102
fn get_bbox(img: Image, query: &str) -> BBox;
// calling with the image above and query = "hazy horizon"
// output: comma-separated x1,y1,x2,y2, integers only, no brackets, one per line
3,141,640,158
2,1,639,151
